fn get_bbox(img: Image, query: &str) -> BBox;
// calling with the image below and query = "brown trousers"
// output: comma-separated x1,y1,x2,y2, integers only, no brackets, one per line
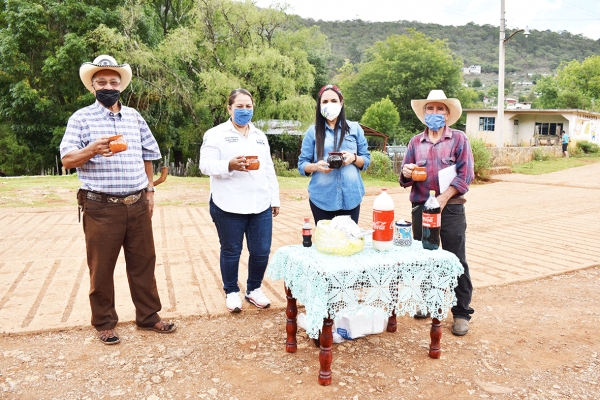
81,191,162,331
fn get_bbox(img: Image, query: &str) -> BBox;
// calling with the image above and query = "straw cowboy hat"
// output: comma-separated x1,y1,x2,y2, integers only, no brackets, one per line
411,90,462,127
79,55,132,93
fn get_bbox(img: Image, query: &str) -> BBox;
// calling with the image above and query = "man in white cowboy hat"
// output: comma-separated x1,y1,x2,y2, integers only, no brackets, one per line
60,55,176,345
399,89,475,336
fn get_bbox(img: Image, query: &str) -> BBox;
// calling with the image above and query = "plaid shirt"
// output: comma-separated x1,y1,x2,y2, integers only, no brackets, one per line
399,127,474,204
60,101,161,195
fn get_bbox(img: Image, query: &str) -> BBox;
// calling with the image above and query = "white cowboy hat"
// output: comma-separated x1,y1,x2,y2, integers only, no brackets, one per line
411,90,462,127
79,55,132,93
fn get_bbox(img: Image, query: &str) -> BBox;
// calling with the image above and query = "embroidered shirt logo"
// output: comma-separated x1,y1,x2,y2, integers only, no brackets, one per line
224,136,239,143
256,139,265,146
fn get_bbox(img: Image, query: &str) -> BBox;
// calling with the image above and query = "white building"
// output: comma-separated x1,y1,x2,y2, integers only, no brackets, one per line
462,65,482,74
464,109,600,147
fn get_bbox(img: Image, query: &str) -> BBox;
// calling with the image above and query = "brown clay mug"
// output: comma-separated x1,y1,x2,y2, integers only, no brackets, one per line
326,152,344,169
246,155,260,170
108,135,128,154
411,166,427,181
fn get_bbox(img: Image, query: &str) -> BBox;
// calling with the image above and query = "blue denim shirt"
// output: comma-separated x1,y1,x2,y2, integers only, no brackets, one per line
298,121,371,211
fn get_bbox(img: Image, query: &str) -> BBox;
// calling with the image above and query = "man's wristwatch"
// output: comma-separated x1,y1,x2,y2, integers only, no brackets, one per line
145,186,156,192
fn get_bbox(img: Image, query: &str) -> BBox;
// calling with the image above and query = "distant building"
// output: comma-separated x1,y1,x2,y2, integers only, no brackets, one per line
462,65,482,74
464,108,600,147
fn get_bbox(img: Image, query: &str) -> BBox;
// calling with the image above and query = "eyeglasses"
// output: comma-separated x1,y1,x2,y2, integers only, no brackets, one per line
93,79,121,88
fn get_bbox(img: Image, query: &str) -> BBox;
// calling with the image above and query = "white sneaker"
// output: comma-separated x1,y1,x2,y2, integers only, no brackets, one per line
226,292,242,313
245,287,271,309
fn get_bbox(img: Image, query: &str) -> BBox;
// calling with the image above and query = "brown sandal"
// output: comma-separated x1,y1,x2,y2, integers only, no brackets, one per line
98,329,120,345
140,320,177,334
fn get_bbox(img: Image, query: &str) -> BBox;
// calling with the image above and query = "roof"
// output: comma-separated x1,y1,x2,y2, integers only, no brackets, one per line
463,109,600,118
255,120,303,136
360,124,388,139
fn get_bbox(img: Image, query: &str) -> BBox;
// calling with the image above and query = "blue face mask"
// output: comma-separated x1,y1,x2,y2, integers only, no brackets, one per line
233,108,253,126
424,113,446,131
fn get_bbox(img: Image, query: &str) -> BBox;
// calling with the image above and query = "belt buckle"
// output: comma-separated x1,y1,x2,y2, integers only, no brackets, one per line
123,194,139,205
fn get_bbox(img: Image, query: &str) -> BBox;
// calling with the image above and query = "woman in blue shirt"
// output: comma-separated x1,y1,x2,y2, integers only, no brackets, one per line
298,85,371,223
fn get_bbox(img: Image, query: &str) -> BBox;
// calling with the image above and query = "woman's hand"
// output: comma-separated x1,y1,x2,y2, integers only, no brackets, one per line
341,150,356,167
228,155,249,172
311,160,332,174
402,163,417,179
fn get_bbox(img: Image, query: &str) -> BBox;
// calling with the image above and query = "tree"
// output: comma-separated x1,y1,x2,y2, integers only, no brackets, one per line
360,97,400,139
472,77,482,88
337,30,463,133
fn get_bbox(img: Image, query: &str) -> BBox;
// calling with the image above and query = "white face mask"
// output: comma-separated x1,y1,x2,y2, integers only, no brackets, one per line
320,103,342,121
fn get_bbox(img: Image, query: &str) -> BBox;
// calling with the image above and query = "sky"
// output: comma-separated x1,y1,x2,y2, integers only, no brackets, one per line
253,0,600,40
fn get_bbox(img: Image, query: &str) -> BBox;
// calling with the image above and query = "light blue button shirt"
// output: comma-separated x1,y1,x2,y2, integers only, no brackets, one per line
298,121,371,211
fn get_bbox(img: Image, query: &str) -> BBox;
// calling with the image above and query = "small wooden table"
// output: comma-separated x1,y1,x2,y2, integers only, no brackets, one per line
267,242,464,386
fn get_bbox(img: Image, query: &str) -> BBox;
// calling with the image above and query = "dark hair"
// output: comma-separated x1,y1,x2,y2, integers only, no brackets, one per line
228,88,254,106
315,86,350,161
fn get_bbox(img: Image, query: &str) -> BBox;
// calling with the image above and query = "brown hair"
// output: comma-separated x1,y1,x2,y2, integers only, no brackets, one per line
228,88,254,105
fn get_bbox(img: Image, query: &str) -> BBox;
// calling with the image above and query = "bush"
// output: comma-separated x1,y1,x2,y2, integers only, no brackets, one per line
576,140,600,154
469,138,492,178
363,150,398,181
533,148,550,161
273,157,300,177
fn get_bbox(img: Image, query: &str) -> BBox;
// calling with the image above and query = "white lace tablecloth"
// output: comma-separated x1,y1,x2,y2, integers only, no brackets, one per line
267,241,464,339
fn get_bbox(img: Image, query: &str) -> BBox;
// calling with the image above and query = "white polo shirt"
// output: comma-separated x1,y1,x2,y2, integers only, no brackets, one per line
200,120,280,214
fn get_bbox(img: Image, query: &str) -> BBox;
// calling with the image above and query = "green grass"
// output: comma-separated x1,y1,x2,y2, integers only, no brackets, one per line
511,154,600,175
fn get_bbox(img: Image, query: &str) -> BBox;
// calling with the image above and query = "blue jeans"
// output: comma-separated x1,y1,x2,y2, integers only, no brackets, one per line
412,203,474,321
209,199,273,295
309,199,361,225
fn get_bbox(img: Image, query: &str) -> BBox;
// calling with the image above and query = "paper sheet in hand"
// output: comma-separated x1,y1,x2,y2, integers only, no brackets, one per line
438,164,457,193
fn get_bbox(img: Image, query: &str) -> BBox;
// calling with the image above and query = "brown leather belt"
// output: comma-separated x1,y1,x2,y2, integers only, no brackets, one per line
85,190,142,205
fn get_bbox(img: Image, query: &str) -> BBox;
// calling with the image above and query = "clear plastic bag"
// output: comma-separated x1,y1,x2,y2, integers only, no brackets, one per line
314,219,365,256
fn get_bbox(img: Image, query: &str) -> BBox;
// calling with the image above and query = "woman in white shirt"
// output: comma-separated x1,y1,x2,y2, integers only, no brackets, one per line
200,89,280,313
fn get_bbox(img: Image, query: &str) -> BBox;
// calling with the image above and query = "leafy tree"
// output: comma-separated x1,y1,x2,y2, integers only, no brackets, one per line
472,77,482,88
0,0,123,172
360,97,400,138
533,56,600,109
337,30,463,133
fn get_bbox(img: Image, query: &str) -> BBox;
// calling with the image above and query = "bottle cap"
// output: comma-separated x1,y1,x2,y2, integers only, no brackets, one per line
304,217,310,222
430,190,436,195
381,188,387,191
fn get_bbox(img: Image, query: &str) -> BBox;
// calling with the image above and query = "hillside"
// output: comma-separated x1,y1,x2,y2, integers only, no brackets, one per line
298,18,600,76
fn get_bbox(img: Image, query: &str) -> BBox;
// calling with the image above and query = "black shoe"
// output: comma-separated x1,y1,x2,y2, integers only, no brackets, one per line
414,310,430,319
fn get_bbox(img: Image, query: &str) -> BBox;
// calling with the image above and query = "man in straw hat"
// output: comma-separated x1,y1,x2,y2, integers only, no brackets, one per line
399,90,475,336
60,55,176,345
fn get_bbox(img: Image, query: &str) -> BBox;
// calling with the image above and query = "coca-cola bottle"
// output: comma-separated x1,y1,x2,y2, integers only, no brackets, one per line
372,188,394,251
302,217,312,247
422,190,441,250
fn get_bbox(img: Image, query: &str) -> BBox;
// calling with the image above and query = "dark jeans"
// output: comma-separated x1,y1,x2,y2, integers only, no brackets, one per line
412,203,474,320
209,199,273,295
82,191,162,331
309,199,361,225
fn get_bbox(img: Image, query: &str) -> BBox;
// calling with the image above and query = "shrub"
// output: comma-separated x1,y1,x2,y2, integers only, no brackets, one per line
469,138,492,178
363,150,398,181
576,140,600,154
533,148,550,161
273,157,300,177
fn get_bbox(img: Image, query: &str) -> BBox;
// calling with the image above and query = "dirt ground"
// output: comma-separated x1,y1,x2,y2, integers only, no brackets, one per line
1,266,598,400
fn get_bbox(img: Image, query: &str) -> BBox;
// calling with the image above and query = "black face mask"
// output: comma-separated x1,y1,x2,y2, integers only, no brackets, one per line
95,89,121,108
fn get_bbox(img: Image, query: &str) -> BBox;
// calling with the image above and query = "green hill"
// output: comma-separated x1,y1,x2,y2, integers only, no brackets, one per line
298,18,600,76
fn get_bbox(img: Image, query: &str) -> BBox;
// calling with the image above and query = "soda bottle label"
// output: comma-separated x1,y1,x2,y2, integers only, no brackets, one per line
302,229,311,235
373,210,394,241
422,213,441,228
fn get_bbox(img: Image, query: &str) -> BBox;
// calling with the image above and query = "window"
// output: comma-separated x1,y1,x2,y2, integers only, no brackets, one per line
535,122,563,136
479,117,495,131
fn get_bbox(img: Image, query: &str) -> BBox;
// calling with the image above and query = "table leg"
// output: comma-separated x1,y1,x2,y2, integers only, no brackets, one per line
318,318,333,386
387,310,397,332
429,317,442,359
285,286,297,353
